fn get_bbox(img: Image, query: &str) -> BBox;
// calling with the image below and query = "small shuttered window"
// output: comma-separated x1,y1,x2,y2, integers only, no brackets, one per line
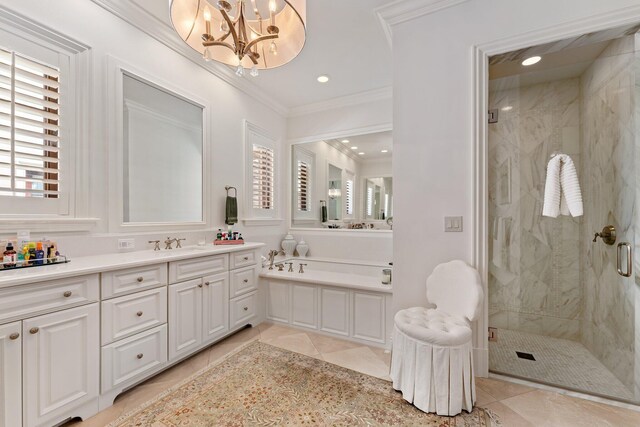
366,186,373,217
0,48,60,198
345,178,353,215
252,143,274,210
297,160,310,212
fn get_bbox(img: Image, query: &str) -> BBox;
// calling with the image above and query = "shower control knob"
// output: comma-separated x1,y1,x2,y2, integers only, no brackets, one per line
592,225,616,245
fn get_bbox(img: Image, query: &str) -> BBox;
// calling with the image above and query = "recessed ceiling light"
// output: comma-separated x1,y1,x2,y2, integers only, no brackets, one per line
317,74,330,83
350,146,358,150
521,56,541,66
341,139,349,143
381,149,388,153
358,152,365,155
501,106,513,111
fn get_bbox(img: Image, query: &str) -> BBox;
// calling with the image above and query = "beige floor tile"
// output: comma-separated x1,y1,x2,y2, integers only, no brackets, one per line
64,403,124,427
501,389,640,427
322,346,391,380
368,345,392,367
475,377,535,401
258,322,301,341
306,330,364,354
224,325,261,345
483,401,534,427
475,385,499,407
262,332,320,357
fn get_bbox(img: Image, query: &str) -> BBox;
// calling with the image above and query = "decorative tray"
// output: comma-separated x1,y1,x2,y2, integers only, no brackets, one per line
213,240,244,246
0,255,70,271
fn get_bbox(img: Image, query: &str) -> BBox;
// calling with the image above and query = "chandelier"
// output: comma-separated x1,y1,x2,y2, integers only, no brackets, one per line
170,0,306,77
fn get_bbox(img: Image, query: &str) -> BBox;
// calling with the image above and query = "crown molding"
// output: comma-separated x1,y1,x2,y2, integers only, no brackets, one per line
288,86,392,118
89,0,289,117
375,0,471,46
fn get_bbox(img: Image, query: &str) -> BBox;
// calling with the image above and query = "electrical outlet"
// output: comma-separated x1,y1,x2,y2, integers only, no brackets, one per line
118,238,135,250
444,216,463,232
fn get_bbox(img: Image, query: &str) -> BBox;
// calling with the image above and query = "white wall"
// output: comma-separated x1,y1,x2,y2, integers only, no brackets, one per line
0,0,288,258
389,0,640,372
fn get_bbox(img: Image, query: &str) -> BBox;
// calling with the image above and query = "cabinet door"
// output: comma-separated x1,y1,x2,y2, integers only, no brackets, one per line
353,291,386,344
266,281,290,323
168,279,203,361
291,284,317,329
202,272,229,344
23,303,99,427
320,288,350,336
0,322,21,427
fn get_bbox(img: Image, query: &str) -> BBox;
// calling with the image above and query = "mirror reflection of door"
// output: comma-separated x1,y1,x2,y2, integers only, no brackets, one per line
328,163,342,220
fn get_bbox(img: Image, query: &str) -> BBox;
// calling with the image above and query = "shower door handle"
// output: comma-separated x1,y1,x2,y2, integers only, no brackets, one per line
617,242,632,278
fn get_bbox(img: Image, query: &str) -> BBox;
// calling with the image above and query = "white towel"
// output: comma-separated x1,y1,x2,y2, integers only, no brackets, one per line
542,154,583,217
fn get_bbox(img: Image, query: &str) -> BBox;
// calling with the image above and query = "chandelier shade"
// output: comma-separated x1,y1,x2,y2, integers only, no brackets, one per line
169,0,306,72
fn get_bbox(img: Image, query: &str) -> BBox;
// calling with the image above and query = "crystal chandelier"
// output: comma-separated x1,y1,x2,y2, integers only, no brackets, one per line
328,181,341,199
170,0,306,77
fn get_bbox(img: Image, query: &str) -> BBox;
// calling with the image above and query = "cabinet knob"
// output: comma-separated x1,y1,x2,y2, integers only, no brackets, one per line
30,327,39,334
136,277,144,283
9,333,19,340
198,283,203,288
243,306,248,311
137,353,144,359
136,311,143,317
204,282,210,286
63,291,72,298
243,256,249,261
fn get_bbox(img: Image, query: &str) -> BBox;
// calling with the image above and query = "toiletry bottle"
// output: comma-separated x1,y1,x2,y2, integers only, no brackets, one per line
3,242,16,268
28,243,37,264
238,233,244,240
35,242,45,265
16,246,24,265
216,229,222,240
49,243,58,262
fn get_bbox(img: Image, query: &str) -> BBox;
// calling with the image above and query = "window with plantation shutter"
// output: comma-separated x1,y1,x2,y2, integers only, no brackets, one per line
297,160,309,212
252,143,274,210
345,177,354,216
0,48,60,199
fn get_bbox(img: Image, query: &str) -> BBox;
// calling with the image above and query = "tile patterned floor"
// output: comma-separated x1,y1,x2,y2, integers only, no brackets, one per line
489,328,635,401
64,322,640,427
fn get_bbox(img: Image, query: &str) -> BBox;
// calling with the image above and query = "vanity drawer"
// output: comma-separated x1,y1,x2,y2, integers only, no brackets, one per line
102,263,167,299
0,274,99,324
101,324,167,393
230,249,258,270
169,255,228,284
230,291,257,329
230,265,258,297
101,287,167,345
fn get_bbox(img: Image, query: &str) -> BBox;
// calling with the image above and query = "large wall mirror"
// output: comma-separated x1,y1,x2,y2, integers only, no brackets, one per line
122,72,205,225
291,130,392,230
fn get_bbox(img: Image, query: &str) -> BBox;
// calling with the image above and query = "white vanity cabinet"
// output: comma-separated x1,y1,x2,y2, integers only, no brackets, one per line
0,274,100,427
266,280,391,347
0,321,22,427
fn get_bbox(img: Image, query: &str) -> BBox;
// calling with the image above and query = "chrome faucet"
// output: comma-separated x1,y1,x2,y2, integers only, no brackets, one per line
298,263,306,273
175,238,186,249
267,249,284,270
275,263,285,272
286,262,294,272
148,240,161,251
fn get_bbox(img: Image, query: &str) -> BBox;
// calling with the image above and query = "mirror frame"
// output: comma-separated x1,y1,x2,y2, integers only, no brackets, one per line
107,57,211,232
287,125,393,233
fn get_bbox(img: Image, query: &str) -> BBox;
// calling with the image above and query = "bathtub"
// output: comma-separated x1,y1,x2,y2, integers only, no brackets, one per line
259,257,393,347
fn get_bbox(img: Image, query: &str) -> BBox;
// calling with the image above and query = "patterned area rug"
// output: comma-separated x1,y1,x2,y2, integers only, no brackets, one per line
109,341,493,426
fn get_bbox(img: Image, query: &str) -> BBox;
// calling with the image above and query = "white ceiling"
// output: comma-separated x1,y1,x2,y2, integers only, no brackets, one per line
131,0,393,109
324,131,392,162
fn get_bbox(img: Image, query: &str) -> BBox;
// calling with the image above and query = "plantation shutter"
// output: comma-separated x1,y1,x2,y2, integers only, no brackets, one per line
0,48,60,198
345,178,353,215
252,143,274,210
297,160,310,212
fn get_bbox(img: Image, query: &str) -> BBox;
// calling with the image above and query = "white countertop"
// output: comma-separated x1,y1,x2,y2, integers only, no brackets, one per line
260,268,393,294
0,242,265,289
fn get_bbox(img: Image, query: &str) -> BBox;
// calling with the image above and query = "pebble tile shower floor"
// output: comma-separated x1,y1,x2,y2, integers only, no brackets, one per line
489,328,635,402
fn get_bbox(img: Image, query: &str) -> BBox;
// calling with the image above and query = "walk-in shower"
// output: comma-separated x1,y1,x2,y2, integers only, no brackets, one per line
487,24,640,403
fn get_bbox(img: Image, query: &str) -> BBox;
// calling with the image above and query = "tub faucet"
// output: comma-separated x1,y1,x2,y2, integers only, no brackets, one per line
275,263,285,272
286,262,294,272
298,263,306,273
267,249,284,270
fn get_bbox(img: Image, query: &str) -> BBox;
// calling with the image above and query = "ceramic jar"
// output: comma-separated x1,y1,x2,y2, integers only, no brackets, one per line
296,239,309,257
281,232,297,257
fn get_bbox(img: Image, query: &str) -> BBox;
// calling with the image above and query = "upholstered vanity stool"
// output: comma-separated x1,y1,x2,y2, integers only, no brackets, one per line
390,260,483,416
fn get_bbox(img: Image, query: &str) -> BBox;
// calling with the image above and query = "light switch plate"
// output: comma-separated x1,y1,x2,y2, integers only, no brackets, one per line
118,238,135,250
444,216,463,232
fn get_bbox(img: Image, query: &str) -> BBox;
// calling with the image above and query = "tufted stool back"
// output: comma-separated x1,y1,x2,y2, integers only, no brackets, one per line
425,260,483,322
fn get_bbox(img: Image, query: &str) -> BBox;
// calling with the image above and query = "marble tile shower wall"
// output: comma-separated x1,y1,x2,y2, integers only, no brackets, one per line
488,77,582,341
581,35,637,394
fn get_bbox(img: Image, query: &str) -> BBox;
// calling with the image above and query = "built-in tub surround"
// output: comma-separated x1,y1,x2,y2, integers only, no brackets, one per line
260,257,393,347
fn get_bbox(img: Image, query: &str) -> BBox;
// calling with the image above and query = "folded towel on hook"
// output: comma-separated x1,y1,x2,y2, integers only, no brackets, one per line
225,195,238,225
542,153,583,218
